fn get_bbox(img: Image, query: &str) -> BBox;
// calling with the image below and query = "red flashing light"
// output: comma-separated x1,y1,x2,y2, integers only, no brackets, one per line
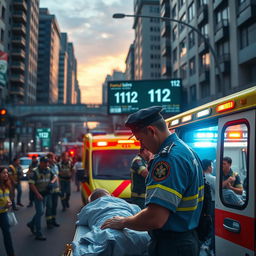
69,149,75,156
0,109,7,115
228,132,242,139
216,101,235,113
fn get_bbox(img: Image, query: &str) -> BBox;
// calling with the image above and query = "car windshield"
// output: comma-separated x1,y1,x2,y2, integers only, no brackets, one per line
20,159,32,166
92,150,137,180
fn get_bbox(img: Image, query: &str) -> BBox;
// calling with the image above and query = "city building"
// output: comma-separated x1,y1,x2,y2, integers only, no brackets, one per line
159,0,256,109
0,0,8,105
66,42,77,104
102,70,126,105
58,32,68,104
8,0,39,104
37,8,60,104
125,42,135,80
133,0,161,80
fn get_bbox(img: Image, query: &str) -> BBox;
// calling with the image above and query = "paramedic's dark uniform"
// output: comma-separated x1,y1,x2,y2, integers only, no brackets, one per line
130,154,148,209
125,106,204,256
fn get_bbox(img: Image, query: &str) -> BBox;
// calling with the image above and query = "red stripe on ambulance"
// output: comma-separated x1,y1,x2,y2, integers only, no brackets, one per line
82,183,91,197
112,180,131,197
215,208,255,251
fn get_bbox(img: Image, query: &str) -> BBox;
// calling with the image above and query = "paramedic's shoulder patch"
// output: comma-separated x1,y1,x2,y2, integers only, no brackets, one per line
152,161,170,181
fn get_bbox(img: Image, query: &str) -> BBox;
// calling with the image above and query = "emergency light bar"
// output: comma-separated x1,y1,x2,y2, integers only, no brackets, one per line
196,108,211,118
216,101,235,113
97,141,108,146
118,140,135,144
181,114,192,123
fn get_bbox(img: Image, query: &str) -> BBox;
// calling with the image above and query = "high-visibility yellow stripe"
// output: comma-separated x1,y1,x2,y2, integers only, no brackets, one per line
147,184,182,198
177,196,204,211
199,185,204,190
182,194,198,201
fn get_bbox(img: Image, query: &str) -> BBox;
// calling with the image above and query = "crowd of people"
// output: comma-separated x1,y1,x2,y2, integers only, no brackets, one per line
0,151,83,256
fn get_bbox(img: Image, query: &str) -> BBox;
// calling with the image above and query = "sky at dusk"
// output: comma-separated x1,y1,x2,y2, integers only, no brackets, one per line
40,0,134,104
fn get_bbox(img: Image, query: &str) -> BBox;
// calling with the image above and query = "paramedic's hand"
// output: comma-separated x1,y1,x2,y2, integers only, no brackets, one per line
101,216,125,230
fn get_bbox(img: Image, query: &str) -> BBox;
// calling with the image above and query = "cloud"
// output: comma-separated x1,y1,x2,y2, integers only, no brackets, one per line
40,0,134,103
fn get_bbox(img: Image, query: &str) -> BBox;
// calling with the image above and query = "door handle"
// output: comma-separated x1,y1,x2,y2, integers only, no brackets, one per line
223,218,241,233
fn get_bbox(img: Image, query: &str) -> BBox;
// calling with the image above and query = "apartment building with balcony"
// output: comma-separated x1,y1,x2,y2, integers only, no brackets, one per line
37,8,60,104
133,0,161,80
160,0,256,109
8,0,39,104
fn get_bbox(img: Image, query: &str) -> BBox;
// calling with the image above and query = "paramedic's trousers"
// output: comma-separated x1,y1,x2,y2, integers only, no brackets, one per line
148,229,199,256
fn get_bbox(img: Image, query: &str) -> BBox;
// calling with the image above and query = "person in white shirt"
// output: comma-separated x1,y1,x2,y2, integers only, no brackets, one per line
202,159,216,255
73,156,83,192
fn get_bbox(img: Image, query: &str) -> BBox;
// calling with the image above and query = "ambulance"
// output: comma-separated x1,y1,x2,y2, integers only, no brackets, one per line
165,86,256,255
80,131,140,204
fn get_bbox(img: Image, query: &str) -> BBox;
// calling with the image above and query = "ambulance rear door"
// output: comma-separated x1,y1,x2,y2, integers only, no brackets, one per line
215,109,256,255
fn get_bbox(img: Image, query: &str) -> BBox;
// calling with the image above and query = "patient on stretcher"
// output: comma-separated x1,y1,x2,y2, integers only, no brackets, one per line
72,189,150,256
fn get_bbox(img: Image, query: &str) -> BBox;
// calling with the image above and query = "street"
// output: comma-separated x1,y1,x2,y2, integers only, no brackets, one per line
0,181,82,256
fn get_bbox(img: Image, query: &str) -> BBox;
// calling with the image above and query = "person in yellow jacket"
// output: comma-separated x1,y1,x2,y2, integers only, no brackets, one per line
0,167,15,256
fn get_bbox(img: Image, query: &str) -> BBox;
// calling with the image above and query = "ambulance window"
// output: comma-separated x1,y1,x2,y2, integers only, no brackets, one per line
220,122,249,209
182,125,218,175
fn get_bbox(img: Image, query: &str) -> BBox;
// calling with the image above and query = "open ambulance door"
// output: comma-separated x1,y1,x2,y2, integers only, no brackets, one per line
215,110,256,255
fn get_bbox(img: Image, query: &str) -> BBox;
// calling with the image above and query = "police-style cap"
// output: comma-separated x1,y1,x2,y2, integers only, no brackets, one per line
125,106,164,132
40,156,49,163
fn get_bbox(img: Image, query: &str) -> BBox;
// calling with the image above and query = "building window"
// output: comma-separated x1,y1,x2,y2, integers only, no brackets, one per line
190,84,196,101
179,13,186,33
1,6,5,19
179,0,185,10
238,0,246,5
200,53,210,70
188,2,195,22
172,25,178,41
200,82,210,97
173,48,177,62
217,41,230,58
172,4,177,18
240,23,256,49
216,7,229,24
189,57,196,75
180,63,187,79
198,0,208,8
179,38,187,58
188,31,195,49
0,29,4,42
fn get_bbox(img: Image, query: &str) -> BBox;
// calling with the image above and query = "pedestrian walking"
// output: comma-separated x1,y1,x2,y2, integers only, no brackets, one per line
58,152,73,211
73,156,83,192
0,167,15,256
45,152,60,228
27,155,38,207
101,106,204,256
8,157,23,210
27,156,54,240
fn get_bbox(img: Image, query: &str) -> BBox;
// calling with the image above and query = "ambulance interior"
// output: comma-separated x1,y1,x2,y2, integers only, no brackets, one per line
181,123,248,206
92,150,137,180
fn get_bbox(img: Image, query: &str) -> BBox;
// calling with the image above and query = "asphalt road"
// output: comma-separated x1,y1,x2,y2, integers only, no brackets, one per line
0,181,82,256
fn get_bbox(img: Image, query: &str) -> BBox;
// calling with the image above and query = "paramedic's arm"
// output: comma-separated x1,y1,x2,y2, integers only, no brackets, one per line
101,203,170,231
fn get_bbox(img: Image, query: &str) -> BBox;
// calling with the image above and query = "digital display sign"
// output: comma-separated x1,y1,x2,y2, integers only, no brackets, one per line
108,79,182,115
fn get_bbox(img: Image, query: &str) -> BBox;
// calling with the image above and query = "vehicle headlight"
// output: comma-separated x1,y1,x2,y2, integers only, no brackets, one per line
23,168,29,174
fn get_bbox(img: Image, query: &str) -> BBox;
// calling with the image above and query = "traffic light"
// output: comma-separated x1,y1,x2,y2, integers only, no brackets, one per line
0,108,8,126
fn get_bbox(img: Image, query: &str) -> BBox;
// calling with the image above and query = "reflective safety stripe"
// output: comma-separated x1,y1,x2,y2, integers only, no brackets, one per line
147,184,182,198
147,184,204,211
177,185,204,211
137,166,146,175
146,184,182,207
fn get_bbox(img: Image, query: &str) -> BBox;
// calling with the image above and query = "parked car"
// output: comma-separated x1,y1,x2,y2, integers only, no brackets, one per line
20,157,32,180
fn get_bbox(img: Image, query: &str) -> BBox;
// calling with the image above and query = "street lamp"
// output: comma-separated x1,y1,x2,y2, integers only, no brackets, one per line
113,13,224,95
